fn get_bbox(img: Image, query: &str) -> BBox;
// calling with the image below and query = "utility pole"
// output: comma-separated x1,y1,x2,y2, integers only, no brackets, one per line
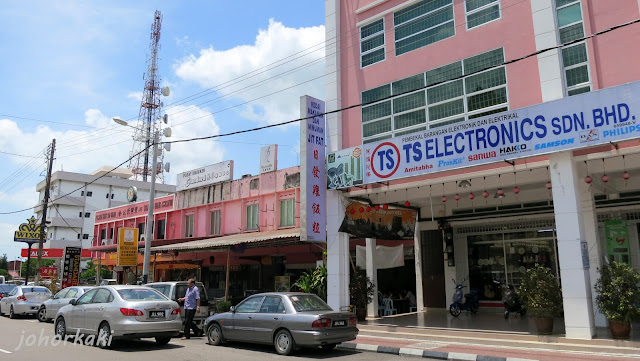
35,139,55,284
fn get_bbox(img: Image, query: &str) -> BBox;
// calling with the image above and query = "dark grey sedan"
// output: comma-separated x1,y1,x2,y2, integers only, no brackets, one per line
203,292,358,355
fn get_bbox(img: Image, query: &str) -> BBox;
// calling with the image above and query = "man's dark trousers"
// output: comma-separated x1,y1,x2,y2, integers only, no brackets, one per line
184,309,201,338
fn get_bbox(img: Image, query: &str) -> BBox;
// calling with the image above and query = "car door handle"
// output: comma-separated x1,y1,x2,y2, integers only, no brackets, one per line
273,317,280,320
248,316,253,319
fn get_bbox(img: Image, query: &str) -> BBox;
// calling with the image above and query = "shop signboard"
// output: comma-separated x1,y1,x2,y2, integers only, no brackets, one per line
260,144,278,173
117,228,139,267
300,95,326,242
176,161,234,191
13,216,45,244
364,80,640,184
39,266,58,279
275,276,290,292
340,202,417,240
21,248,92,258
604,220,630,264
62,247,81,288
326,145,363,189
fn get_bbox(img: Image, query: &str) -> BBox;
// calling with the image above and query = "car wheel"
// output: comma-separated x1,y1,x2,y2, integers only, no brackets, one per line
97,322,112,349
321,343,337,350
449,304,461,317
38,307,48,322
274,329,295,356
55,317,66,339
155,336,171,345
9,306,16,319
207,323,224,346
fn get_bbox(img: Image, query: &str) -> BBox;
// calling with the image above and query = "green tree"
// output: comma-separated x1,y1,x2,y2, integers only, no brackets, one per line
0,254,8,270
21,259,55,279
0,269,9,278
80,260,112,281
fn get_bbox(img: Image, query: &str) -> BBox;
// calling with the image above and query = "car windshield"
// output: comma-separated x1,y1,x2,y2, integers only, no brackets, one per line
288,294,332,312
0,285,16,292
23,287,51,293
117,288,167,301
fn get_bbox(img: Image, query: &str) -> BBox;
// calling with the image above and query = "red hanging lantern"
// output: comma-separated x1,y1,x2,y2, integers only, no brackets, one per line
601,174,609,183
374,205,380,211
366,206,372,212
441,196,447,202
349,208,356,214
454,194,461,201
546,181,552,189
585,176,593,184
404,201,411,207
382,204,389,210
622,171,630,180
359,207,365,213
482,191,489,198
497,188,505,196
469,192,476,200
513,186,520,194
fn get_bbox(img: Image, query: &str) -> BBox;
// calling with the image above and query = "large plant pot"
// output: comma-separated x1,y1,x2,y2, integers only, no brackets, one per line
608,320,631,339
534,317,554,335
356,308,367,322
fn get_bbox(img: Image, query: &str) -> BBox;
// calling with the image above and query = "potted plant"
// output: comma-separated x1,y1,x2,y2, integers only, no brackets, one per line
518,265,563,335
349,266,375,321
595,261,640,339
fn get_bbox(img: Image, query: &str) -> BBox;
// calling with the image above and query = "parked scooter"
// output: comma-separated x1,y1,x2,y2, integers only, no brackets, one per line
502,283,526,319
449,278,479,317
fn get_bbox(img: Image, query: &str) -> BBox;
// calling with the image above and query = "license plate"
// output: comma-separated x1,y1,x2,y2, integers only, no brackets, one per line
332,320,346,327
149,311,165,318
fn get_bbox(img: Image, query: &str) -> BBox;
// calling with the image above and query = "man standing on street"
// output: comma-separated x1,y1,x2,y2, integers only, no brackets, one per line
178,278,202,339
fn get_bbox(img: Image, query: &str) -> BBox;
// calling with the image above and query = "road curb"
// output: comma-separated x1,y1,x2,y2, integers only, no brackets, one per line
337,342,539,361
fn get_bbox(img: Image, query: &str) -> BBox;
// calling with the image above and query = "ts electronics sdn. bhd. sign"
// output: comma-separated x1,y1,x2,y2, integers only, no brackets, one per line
364,80,640,184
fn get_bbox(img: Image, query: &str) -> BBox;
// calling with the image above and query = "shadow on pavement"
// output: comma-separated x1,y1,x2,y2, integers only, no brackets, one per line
205,341,360,358
110,339,185,352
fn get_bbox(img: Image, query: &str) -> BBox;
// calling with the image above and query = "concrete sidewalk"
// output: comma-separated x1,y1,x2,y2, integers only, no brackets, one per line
336,313,640,361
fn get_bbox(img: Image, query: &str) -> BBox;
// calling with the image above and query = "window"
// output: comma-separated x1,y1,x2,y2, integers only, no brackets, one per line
185,214,194,237
66,288,79,299
394,0,454,56
556,0,591,96
111,194,114,199
81,191,85,196
82,234,89,239
280,198,295,227
79,212,83,217
361,48,507,142
92,289,113,303
77,234,81,239
76,289,97,305
259,296,286,314
246,204,259,231
361,19,385,67
235,296,265,313
109,228,114,239
84,212,90,218
86,191,92,197
210,210,221,235
117,288,166,301
465,0,500,29
105,193,109,199
54,289,69,299
138,222,145,236
149,285,171,299
100,229,107,241
157,219,166,240
288,294,332,312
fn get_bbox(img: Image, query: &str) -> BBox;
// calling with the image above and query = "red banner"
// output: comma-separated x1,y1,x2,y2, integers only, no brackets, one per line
21,248,91,258
39,267,58,279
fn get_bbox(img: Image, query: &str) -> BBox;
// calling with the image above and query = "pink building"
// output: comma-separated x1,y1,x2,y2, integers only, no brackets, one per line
91,165,323,301
325,0,640,339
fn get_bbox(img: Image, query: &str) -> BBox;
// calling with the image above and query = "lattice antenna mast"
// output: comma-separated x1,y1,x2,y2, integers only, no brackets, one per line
128,10,167,182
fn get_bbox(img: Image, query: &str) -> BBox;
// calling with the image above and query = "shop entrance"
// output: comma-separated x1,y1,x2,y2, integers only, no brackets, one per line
421,230,446,308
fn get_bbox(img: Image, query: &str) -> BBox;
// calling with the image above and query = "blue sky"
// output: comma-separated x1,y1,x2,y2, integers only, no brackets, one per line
0,1,326,261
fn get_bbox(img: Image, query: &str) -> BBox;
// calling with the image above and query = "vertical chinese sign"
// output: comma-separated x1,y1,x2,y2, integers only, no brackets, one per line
62,247,81,288
117,228,139,267
300,96,326,242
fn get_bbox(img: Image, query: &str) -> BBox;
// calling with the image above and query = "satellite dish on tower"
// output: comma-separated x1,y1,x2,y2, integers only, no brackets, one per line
162,86,170,96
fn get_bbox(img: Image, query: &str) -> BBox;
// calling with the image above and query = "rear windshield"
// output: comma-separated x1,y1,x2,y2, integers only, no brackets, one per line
288,294,332,312
23,287,51,293
0,285,16,292
117,288,167,301
176,284,208,306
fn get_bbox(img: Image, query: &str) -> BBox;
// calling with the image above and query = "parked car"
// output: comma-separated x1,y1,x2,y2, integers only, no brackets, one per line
203,292,358,355
54,285,181,347
0,284,16,299
0,286,52,319
145,281,209,331
38,286,94,322
100,279,117,286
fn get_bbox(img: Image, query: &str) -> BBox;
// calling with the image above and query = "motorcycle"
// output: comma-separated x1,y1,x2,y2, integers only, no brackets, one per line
502,283,526,319
449,278,479,317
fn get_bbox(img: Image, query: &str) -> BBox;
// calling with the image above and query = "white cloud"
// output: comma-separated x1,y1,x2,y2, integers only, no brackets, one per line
174,19,325,126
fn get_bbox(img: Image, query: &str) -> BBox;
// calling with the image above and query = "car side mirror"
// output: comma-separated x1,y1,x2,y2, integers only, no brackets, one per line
229,306,236,313
69,299,77,305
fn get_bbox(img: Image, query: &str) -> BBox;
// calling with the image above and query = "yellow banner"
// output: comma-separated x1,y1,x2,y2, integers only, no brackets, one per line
117,228,139,266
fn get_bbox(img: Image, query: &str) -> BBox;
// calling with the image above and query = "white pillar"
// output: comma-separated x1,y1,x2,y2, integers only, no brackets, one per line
549,151,596,339
414,219,424,311
365,238,379,318
326,189,350,311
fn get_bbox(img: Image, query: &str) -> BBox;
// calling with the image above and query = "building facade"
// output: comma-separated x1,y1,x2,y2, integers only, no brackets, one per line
325,0,640,339
35,167,175,251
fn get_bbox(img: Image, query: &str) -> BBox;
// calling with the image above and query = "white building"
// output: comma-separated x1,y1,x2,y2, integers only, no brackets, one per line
35,166,175,251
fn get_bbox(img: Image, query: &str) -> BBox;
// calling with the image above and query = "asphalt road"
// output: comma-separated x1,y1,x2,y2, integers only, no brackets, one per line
0,314,383,361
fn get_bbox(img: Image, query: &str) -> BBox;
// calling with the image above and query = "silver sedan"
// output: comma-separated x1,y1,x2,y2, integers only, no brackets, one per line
55,285,182,347
38,286,94,322
204,292,358,355
0,286,52,319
